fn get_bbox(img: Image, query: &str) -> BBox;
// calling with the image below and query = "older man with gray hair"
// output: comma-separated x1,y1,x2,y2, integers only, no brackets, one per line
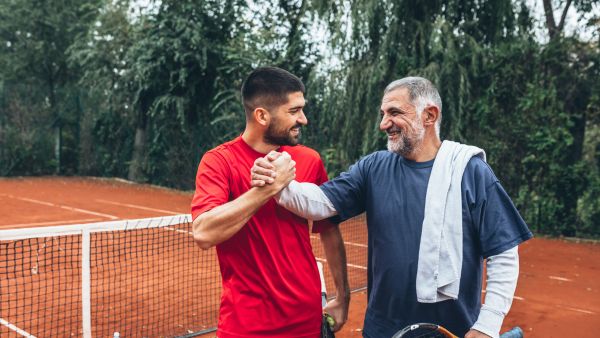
251,76,532,338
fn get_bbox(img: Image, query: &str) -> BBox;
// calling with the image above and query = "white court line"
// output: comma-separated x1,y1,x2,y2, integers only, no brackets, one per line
162,229,369,269
310,235,368,248
482,290,524,301
0,317,36,337
1,218,104,228
316,257,367,270
0,194,118,220
549,276,573,282
555,304,596,315
160,225,367,269
95,199,181,215
162,226,193,236
484,292,594,314
163,228,367,252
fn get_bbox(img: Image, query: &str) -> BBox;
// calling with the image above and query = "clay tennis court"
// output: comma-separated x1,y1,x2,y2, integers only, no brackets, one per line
1,177,598,337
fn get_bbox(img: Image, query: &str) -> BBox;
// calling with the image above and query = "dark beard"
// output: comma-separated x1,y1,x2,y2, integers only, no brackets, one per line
264,124,301,146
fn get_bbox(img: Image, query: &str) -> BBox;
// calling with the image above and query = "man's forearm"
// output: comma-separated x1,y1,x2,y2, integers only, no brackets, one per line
192,187,276,249
320,226,350,301
276,180,338,220
320,225,350,331
472,246,519,338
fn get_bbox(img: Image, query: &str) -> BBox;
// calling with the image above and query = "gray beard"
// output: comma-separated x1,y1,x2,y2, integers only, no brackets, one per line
387,126,425,157
387,136,414,156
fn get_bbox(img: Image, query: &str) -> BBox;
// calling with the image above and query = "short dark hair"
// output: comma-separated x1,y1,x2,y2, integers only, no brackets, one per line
241,67,305,116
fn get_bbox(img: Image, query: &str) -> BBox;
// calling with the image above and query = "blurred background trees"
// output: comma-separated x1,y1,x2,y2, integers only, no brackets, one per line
0,0,598,237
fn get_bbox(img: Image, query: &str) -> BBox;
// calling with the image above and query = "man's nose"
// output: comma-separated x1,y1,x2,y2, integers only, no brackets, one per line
379,115,391,130
298,111,308,125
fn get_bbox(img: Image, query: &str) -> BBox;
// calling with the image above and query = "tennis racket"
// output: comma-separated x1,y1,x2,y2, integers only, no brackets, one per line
391,323,524,338
317,261,335,338
392,323,457,338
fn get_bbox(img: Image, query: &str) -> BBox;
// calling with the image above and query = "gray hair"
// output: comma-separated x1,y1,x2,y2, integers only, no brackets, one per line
384,77,442,136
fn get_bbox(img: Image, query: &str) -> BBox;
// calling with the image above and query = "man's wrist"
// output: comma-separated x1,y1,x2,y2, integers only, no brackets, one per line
472,306,504,338
250,184,281,200
274,180,296,203
337,289,350,303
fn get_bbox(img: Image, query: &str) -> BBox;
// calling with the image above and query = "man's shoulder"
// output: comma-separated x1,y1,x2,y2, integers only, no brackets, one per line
465,155,492,172
357,150,395,166
283,144,322,161
369,150,394,159
198,139,245,174
464,155,498,187
204,138,242,157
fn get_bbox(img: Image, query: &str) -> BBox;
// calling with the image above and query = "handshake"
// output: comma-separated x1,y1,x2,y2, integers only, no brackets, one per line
250,151,296,193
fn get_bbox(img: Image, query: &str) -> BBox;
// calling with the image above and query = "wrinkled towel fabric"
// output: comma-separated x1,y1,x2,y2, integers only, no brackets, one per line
416,140,486,303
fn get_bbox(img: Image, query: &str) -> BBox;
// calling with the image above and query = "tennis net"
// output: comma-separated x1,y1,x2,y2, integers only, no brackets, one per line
0,213,367,337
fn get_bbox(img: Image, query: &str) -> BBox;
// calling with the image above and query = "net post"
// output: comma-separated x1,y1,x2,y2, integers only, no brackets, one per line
82,229,92,338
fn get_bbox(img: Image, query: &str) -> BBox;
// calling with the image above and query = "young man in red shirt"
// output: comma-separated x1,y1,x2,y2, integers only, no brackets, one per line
191,67,349,338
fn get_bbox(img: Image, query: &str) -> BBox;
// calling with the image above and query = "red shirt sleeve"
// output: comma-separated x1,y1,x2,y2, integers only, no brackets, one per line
311,156,338,233
191,150,231,221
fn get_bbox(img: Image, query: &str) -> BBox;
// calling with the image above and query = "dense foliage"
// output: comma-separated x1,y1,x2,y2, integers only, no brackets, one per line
0,0,598,237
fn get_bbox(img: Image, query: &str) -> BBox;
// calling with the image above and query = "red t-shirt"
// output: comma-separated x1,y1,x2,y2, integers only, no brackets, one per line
191,136,334,338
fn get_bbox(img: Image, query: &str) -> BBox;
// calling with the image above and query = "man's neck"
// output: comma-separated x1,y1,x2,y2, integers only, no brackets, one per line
241,128,279,154
404,136,442,162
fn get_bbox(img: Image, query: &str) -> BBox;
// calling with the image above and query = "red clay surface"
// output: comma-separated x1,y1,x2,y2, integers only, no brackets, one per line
0,177,191,229
1,177,599,337
337,238,600,338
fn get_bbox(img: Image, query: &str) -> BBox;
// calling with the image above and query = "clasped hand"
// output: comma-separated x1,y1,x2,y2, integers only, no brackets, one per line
251,151,295,192
251,151,289,187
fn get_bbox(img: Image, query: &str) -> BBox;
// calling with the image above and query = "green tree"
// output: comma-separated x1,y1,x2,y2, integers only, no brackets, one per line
122,0,249,187
307,0,599,237
0,0,102,174
69,0,135,177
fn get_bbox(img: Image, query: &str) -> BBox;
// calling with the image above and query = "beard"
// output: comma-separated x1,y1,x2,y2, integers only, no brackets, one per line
264,122,302,146
387,119,425,157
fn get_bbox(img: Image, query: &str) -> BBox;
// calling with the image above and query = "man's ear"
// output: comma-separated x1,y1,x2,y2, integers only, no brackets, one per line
423,105,440,127
253,107,270,127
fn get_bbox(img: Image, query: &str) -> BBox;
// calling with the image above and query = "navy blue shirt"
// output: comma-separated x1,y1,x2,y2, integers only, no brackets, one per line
320,151,532,338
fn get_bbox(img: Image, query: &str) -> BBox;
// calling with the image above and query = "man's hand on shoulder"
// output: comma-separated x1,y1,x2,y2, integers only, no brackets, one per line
465,329,492,338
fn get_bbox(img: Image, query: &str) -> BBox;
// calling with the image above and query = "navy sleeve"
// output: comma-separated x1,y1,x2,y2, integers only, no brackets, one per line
467,160,533,258
320,157,370,222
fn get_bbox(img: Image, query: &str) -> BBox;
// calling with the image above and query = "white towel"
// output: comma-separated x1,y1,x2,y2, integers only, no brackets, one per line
416,140,486,303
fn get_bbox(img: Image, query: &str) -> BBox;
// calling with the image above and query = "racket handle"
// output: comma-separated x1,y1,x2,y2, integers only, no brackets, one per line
500,326,523,338
317,261,327,307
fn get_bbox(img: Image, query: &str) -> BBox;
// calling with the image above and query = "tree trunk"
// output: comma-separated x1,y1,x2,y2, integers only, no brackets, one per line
54,125,61,174
128,125,146,182
48,74,60,175
542,0,573,41
542,0,558,39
